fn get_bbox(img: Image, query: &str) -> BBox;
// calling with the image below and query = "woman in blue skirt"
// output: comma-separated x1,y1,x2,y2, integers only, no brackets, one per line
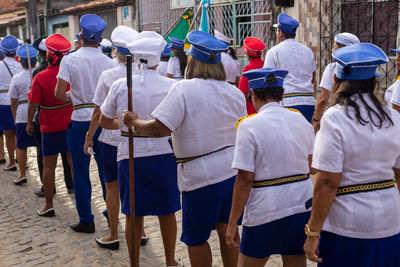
304,43,400,267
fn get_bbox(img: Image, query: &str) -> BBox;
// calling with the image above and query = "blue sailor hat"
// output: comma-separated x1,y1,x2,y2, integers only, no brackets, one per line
16,44,39,64
161,44,171,57
391,46,400,53
333,43,388,81
111,25,139,56
168,37,184,49
80,14,106,42
273,13,299,34
242,68,288,90
187,30,228,64
0,35,19,53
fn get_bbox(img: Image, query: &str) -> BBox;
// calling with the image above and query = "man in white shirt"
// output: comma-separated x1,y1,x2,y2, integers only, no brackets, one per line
55,14,114,233
264,13,316,122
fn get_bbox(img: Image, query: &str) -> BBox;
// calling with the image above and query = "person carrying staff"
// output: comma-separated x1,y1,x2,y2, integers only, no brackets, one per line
122,30,246,267
264,13,316,122
100,31,182,266
304,43,400,267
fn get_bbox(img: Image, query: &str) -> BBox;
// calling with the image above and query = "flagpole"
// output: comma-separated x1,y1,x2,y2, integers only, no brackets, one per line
127,55,137,267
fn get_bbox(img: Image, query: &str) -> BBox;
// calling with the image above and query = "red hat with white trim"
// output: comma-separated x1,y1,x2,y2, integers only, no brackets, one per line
242,37,266,58
45,33,71,56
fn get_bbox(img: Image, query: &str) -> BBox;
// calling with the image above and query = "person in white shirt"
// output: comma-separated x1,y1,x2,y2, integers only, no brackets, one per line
304,43,400,267
100,31,182,267
226,68,315,267
0,35,24,171
387,46,400,109
122,30,246,267
55,14,114,233
214,30,240,86
264,13,316,122
166,37,187,80
157,44,171,77
8,44,38,185
82,25,139,250
313,33,360,133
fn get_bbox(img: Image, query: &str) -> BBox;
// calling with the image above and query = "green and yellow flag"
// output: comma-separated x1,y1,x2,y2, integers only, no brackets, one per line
165,9,193,50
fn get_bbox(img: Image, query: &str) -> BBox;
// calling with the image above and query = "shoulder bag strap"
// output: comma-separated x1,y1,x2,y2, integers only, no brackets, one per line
3,61,13,77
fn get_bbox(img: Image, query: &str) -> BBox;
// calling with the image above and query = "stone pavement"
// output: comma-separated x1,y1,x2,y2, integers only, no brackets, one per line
0,148,317,267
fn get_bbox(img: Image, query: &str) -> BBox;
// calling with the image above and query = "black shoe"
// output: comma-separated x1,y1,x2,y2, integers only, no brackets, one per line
0,159,6,164
95,237,119,250
5,164,17,171
141,236,149,246
13,177,27,185
34,189,45,197
70,222,95,233
37,208,55,217
67,188,74,194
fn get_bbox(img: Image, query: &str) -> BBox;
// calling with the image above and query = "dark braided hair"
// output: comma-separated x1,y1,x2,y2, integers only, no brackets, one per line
330,77,393,128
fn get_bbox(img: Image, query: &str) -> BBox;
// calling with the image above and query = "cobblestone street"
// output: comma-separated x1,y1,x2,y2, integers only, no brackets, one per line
0,149,317,267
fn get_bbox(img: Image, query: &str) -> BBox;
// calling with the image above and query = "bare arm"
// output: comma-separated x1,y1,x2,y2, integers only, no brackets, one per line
166,73,174,79
313,88,331,133
394,168,400,194
312,71,316,84
226,169,254,249
309,155,317,175
122,110,171,137
10,98,17,123
26,102,39,135
99,114,119,130
392,103,400,113
55,78,70,102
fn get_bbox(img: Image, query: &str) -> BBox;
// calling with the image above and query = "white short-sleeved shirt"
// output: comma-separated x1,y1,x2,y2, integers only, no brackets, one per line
8,69,35,123
221,53,240,83
57,47,114,121
101,69,176,161
152,78,246,192
264,39,316,106
166,56,183,80
312,94,400,239
389,78,400,108
319,62,337,104
0,57,24,105
93,63,138,147
232,102,314,227
157,61,168,77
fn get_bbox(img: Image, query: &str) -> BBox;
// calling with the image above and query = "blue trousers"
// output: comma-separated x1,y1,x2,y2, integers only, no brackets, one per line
67,121,106,223
286,105,315,123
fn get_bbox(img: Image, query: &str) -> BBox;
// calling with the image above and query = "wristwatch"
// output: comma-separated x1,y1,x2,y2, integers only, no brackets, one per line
304,224,320,237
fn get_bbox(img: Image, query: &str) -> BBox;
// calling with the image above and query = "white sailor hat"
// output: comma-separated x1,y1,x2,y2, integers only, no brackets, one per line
80,14,106,42
100,38,112,49
333,43,388,80
187,30,228,64
334,33,360,46
38,39,47,51
128,31,166,67
111,25,139,56
214,30,230,45
242,68,288,90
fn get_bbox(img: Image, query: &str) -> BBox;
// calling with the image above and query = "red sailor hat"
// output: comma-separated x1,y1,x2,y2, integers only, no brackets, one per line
242,37,266,58
45,33,71,55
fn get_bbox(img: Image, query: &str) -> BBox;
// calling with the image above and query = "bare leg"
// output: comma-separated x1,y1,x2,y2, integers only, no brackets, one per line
16,148,27,178
158,213,178,266
0,134,5,160
4,130,16,167
125,215,143,266
215,223,239,267
188,242,212,267
100,180,119,241
281,255,306,267
40,154,58,212
238,252,269,267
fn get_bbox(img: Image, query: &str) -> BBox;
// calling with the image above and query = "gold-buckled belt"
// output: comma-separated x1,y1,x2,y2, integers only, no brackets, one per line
40,103,72,110
283,93,314,98
175,145,234,164
121,130,150,138
73,103,96,110
336,179,395,196
17,100,28,105
253,174,309,188
0,89,8,93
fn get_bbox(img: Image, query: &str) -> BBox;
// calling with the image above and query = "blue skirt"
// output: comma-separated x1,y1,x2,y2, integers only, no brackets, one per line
16,123,36,149
118,154,181,216
240,212,310,258
42,131,68,156
0,105,16,130
318,231,400,267
99,142,118,183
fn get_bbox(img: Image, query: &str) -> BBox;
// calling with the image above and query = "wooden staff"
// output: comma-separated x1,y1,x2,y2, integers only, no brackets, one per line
127,55,137,267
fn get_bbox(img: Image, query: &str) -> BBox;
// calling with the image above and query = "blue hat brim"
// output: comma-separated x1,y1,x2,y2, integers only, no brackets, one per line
392,49,400,53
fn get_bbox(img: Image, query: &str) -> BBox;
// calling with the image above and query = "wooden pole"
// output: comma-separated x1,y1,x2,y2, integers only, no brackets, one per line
127,55,137,267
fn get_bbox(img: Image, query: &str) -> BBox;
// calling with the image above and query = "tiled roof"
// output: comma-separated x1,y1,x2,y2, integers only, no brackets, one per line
60,0,133,13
